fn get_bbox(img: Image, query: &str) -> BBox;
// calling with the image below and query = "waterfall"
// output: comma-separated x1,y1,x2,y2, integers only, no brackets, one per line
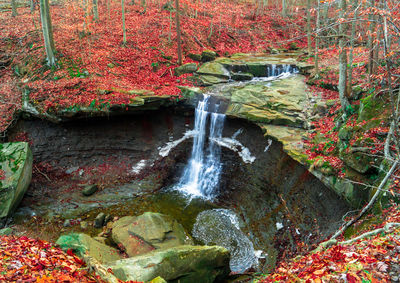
176,95,225,199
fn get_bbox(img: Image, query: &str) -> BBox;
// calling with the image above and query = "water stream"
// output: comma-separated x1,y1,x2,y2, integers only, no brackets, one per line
175,95,225,199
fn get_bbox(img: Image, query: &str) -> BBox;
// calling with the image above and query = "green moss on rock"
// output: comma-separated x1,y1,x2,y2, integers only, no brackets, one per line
0,142,33,221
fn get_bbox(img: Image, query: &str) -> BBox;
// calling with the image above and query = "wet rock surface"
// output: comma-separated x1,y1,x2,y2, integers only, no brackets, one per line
111,212,193,257
106,245,230,283
0,142,33,224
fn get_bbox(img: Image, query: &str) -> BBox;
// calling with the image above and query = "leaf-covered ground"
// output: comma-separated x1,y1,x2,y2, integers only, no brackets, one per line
0,235,103,282
0,0,306,133
258,204,400,282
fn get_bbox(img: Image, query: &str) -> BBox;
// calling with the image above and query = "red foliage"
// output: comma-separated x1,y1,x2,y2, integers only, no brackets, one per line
0,235,103,282
261,204,400,282
0,0,306,127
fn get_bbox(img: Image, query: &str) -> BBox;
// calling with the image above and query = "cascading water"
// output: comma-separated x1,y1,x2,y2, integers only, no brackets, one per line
176,95,225,199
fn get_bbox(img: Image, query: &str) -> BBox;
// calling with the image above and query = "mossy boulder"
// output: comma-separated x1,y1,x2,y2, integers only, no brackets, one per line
197,62,230,78
105,245,230,282
247,62,268,77
223,75,308,127
111,212,193,257
231,72,253,81
358,94,384,122
338,127,353,141
0,142,33,223
196,75,229,86
188,53,202,62
174,63,198,76
56,233,122,264
201,50,217,62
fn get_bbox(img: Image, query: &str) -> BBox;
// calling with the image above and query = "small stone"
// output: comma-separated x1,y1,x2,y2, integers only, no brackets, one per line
94,213,106,228
82,184,98,196
66,166,79,174
63,219,72,227
270,48,279,54
0,227,13,235
80,221,88,230
392,276,399,282
104,214,112,225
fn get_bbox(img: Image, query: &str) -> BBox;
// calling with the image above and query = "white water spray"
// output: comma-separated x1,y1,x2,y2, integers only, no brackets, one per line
176,96,225,199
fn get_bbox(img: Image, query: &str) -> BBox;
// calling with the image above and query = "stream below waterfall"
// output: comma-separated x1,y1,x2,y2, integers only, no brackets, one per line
8,63,350,274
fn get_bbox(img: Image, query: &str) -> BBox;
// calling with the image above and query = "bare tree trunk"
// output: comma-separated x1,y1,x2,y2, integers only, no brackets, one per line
338,0,350,113
348,0,358,96
11,0,17,17
122,0,127,45
30,0,35,13
93,0,99,21
107,0,110,21
282,0,287,17
175,0,182,65
315,0,320,76
40,0,56,66
367,0,376,79
306,0,312,54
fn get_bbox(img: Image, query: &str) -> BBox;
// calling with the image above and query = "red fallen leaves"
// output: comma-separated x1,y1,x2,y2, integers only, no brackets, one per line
261,228,397,282
0,235,103,282
0,169,5,180
260,205,400,282
0,0,307,130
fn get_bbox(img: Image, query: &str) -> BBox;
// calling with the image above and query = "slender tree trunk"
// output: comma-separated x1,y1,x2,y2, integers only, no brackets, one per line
175,0,182,65
107,0,110,21
39,0,56,66
93,0,99,21
306,0,312,54
122,0,127,45
11,0,17,17
338,0,350,113
168,10,172,43
30,0,35,13
367,0,376,78
315,0,320,76
348,0,358,95
282,0,286,17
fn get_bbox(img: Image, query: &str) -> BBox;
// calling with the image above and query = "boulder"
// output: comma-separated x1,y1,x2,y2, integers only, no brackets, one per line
0,142,33,223
201,50,217,62
174,63,198,76
231,72,253,81
223,75,308,128
94,212,106,228
247,62,268,77
105,245,230,283
188,53,202,62
197,62,230,78
111,212,193,257
82,184,98,196
56,233,122,264
196,75,229,86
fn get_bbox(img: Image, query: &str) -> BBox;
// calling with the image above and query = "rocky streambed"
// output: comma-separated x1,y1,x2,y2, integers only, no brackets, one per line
0,53,357,282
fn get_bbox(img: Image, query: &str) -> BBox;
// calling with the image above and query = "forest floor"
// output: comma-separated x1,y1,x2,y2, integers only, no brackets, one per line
0,0,305,133
1,1,400,283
